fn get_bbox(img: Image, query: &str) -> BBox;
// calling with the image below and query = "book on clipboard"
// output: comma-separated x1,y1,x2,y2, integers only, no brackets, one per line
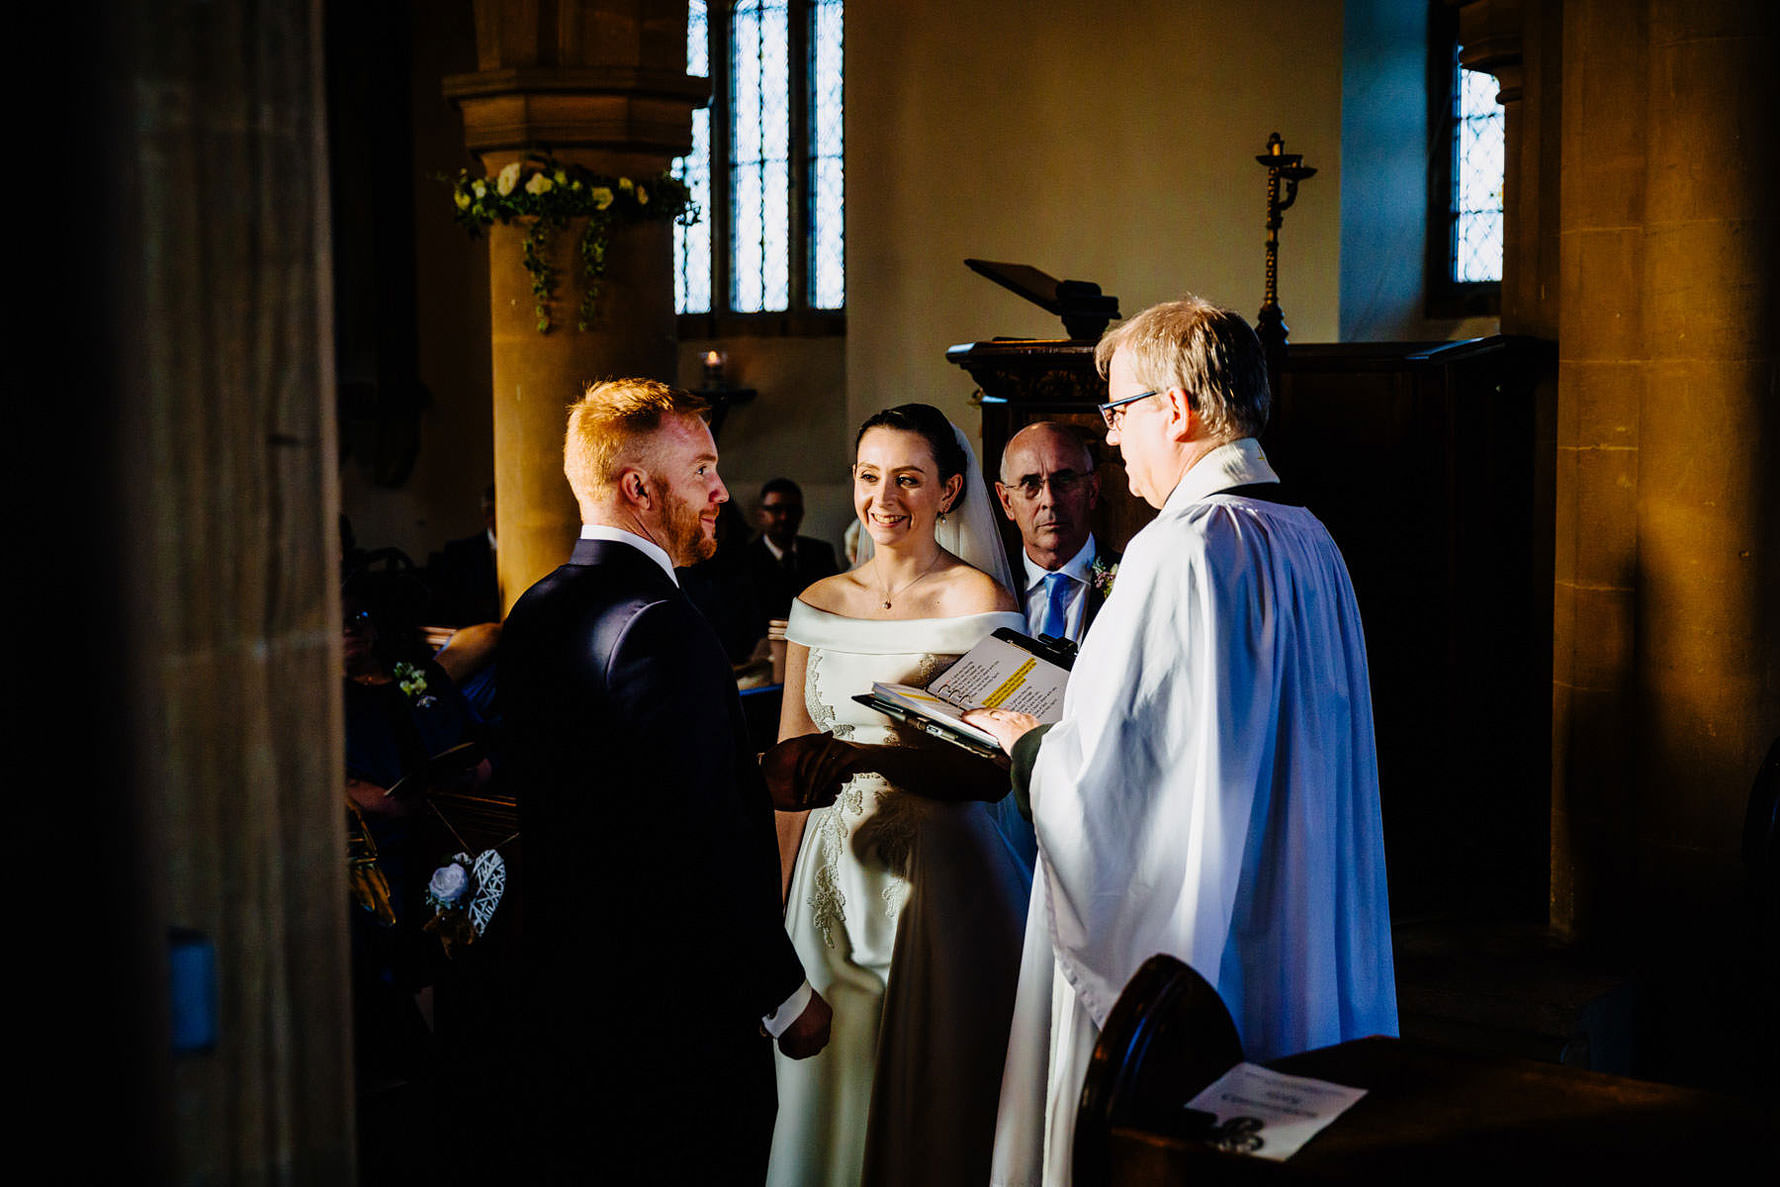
852,628,1075,758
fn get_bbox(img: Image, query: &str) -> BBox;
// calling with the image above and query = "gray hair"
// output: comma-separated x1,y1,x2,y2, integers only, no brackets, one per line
1093,296,1271,441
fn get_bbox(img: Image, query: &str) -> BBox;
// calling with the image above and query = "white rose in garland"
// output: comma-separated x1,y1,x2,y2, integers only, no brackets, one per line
444,154,697,333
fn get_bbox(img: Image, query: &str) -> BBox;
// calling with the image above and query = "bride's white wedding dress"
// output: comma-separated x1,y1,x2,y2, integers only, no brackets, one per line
767,602,1034,1187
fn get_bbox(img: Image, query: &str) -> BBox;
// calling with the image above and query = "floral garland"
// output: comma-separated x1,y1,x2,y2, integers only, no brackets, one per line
447,154,697,333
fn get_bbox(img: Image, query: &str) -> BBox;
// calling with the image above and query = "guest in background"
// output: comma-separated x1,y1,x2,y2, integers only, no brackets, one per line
424,484,502,716
993,422,1120,647
746,478,840,625
428,483,500,626
681,500,769,662
341,577,490,1178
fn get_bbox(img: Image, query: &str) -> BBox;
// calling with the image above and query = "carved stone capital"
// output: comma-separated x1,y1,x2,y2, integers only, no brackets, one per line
1457,0,1527,103
445,1,711,158
443,76,710,156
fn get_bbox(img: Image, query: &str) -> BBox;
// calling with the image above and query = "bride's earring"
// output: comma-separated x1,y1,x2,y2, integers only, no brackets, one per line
937,508,948,524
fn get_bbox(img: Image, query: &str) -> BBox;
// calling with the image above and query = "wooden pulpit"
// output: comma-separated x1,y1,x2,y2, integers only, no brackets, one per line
949,321,1557,922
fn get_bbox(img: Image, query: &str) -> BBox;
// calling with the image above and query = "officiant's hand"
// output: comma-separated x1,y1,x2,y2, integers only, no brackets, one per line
777,989,833,1060
761,733,861,811
962,707,1041,756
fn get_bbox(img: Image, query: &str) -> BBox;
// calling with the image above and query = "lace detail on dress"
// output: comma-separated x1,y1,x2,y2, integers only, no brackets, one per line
807,648,857,742
807,649,836,732
802,647,959,946
910,652,949,688
809,772,891,947
809,800,849,949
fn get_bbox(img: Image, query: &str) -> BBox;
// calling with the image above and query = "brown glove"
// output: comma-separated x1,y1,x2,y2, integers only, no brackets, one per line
761,733,862,811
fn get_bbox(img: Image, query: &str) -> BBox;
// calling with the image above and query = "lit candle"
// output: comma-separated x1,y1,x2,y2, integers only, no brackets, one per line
703,349,727,387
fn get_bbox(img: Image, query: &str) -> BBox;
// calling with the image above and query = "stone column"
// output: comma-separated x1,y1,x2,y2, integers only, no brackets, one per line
444,0,708,610
1552,0,1779,938
74,0,352,1177
1630,0,1779,922
1552,0,1651,938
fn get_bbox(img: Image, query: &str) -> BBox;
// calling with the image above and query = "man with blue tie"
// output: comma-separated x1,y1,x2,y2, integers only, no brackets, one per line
994,421,1120,646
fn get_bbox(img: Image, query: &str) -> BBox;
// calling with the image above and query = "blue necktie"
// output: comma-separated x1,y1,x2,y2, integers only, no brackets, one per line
1039,572,1071,640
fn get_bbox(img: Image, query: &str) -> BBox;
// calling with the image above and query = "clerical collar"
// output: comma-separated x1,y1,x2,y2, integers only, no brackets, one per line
761,534,796,563
579,523,679,585
1022,534,1097,592
1163,438,1280,512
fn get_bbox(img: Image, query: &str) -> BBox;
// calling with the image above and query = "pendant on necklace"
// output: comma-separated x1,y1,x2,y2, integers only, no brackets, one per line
882,600,892,609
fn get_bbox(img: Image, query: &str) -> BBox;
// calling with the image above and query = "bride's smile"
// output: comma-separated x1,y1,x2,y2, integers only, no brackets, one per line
852,426,951,546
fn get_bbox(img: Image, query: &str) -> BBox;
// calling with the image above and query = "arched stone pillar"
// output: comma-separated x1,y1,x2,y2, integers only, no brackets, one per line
443,0,708,610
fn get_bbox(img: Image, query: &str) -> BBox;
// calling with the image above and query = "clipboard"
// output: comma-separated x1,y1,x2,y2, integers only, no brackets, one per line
850,692,1005,759
849,626,1074,759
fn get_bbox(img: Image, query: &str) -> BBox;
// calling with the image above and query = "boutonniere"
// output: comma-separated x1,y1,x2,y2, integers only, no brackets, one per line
390,661,439,709
1090,556,1119,599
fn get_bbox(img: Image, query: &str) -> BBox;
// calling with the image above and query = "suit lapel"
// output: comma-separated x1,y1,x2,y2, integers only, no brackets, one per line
1081,546,1116,633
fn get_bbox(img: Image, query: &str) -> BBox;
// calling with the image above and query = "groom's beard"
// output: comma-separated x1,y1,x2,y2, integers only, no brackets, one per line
658,483,718,567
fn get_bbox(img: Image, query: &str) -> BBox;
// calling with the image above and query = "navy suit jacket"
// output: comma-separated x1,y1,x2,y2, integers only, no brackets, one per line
499,537,803,1175
744,534,839,623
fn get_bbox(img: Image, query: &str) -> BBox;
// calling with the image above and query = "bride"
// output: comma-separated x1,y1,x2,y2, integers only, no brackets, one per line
763,404,1034,1187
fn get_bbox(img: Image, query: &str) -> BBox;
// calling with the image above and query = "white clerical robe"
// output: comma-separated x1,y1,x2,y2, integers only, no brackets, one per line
990,438,1398,1186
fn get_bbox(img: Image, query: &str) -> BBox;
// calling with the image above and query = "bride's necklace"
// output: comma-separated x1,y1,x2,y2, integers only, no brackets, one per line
874,552,943,610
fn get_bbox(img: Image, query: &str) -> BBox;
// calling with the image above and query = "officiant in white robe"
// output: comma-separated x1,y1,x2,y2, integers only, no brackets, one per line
968,297,1398,1186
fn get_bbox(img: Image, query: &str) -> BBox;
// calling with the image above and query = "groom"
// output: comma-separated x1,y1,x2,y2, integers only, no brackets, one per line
500,378,831,1182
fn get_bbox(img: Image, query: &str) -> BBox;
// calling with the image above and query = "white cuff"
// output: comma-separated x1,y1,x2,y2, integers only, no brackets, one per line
761,980,814,1039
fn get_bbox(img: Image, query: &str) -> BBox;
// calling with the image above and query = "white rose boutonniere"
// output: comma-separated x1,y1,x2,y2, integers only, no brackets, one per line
427,860,471,909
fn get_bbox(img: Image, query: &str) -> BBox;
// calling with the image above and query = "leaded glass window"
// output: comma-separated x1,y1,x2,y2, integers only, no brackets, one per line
675,1,845,328
1452,60,1504,284
1425,4,1502,320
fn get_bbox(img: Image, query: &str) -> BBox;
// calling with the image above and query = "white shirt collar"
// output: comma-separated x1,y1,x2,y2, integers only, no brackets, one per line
761,534,794,563
579,523,679,586
1022,533,1098,591
1163,437,1280,512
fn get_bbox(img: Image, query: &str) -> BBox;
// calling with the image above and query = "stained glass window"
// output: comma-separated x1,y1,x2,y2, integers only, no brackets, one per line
1452,58,1504,284
674,3,713,315
810,0,845,309
674,2,845,323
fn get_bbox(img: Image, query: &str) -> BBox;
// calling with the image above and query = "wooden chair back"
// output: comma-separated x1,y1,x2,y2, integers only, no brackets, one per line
1074,954,1244,1187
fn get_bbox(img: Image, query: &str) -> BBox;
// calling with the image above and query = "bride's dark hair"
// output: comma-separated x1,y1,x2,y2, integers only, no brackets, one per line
854,403,970,510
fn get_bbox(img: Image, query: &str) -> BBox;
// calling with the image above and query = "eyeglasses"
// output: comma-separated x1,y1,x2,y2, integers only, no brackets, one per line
1098,390,1158,430
1008,472,1087,502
